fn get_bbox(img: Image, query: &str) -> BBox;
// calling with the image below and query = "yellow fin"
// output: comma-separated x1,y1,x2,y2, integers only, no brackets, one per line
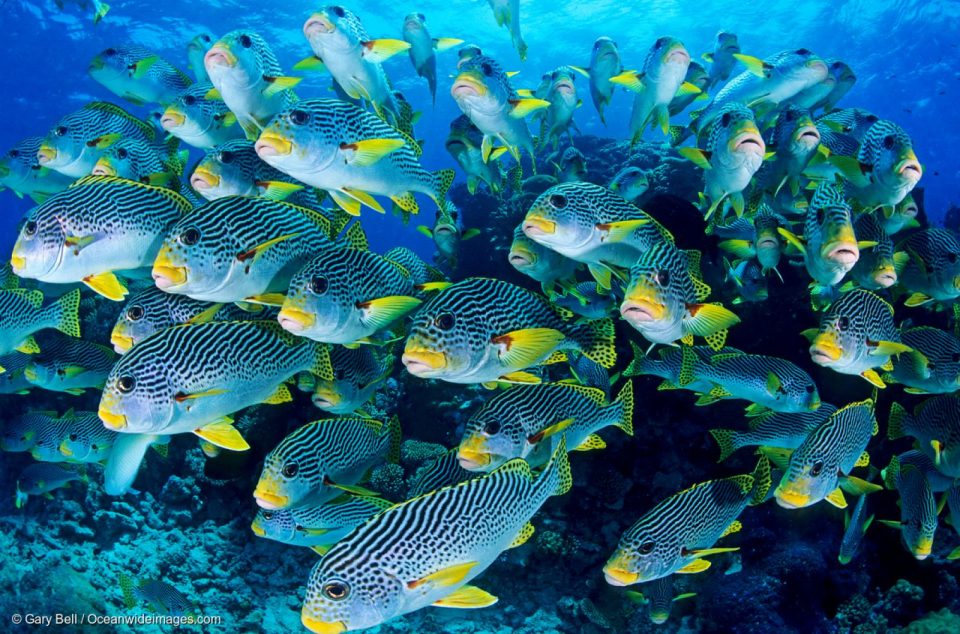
342,187,386,214
677,147,712,170
361,38,411,63
676,559,711,574
16,335,40,354
824,487,847,509
263,383,292,405
855,451,870,468
904,292,931,307
310,545,331,556
509,522,535,549
262,75,302,98
492,327,566,368
433,37,464,52
498,371,542,384
609,70,645,92
573,433,606,452
82,271,128,301
509,98,551,118
527,418,574,445
192,417,249,451
341,138,405,166
257,180,303,201
733,53,771,77
870,340,912,356
685,303,740,338
328,189,362,216
432,585,498,609
676,81,702,97
237,233,300,264
358,295,422,330
293,56,326,71
860,369,886,389
244,293,286,307
204,87,222,100
687,546,739,558
596,219,650,243
409,561,478,589
322,478,379,497
720,520,742,538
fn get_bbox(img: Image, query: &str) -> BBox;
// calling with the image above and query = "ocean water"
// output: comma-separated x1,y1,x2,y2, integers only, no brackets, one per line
1,0,959,632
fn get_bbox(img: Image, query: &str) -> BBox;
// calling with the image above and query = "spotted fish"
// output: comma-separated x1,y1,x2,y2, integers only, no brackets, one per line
885,327,960,395
0,137,74,203
189,139,312,204
24,332,117,395
251,495,392,550
709,404,837,462
160,82,244,149
299,345,394,415
0,288,80,355
881,452,938,560
888,395,960,478
88,45,192,106
898,229,960,307
507,226,579,297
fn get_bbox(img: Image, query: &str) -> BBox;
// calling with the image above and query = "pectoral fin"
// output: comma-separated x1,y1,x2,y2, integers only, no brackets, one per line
408,561,478,590
491,327,566,368
527,418,574,445
340,138,405,166
236,233,300,263
596,219,650,243
509,523,535,549
824,487,847,509
193,417,249,451
361,38,411,63
82,271,128,301
676,559,711,574
358,295,422,330
432,585,498,608
261,75,302,98
508,98,551,118
573,433,606,451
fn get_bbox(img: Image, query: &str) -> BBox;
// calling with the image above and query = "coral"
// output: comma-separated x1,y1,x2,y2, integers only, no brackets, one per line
369,462,407,501
399,439,447,470
534,529,580,557
903,608,960,634
880,579,925,623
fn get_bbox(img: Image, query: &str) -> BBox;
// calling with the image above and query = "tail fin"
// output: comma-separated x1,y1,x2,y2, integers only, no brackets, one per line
882,455,901,490
570,317,616,369
49,289,81,338
537,437,572,497
708,428,739,463
119,573,137,608
748,455,772,506
310,343,334,380
623,340,650,377
430,169,456,209
887,402,912,440
610,380,634,436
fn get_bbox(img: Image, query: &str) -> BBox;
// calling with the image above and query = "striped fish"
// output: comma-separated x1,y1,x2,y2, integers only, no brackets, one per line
120,574,194,616
24,332,117,395
254,416,400,510
774,399,879,510
186,33,214,83
27,413,75,462
408,448,479,497
91,137,184,189
621,242,739,350
815,108,878,151
16,463,85,506
880,193,919,236
0,288,80,355
881,452,937,560
1,411,58,452
401,13,462,106
574,37,622,125
58,411,119,463
445,115,504,196
298,345,394,415
537,67,582,151
888,395,960,478
0,137,74,203
88,45,192,106
98,320,333,451
402,277,616,385
508,226,579,297
458,381,633,472
759,105,821,198
38,102,158,178
161,82,245,149
0,352,35,395
11,176,192,300
804,289,909,388
553,283,618,321
626,577,697,624
709,404,838,462
850,214,900,290
152,196,342,304
886,326,960,394
522,182,673,288
300,441,572,633
382,247,445,288
416,203,480,270
251,495,392,550
279,246,421,344
831,120,921,210
204,30,300,141
604,457,770,586
190,139,312,204
838,490,873,565
898,229,960,306
256,99,454,218
554,147,587,184
623,341,729,394
608,166,650,204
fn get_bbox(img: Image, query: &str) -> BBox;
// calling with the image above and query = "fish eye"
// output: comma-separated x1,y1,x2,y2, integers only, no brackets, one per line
23,220,38,236
179,228,201,246
435,312,456,330
91,444,98,450
483,421,501,435
815,208,825,225
656,270,670,286
417,12,425,20
450,211,459,221
262,511,274,520
882,135,895,150
281,461,299,478
218,150,234,163
289,109,310,125
655,37,668,48
323,581,349,600
947,252,958,264
126,305,145,321
8,149,19,158
104,48,117,56
117,375,136,393
55,126,68,137
202,35,211,42
481,62,493,77
548,193,567,209
811,460,824,477
805,384,815,393
720,112,731,127
951,353,960,363
837,316,849,331
333,368,345,380
796,48,811,55
69,433,78,441
117,148,128,159
332,6,346,17
639,540,656,555
57,368,66,377
183,95,197,106
309,275,328,295
239,34,252,48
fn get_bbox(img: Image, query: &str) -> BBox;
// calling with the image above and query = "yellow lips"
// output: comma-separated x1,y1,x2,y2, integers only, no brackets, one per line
253,486,289,509
191,166,221,188
913,536,932,559
452,72,489,97
37,145,57,163
457,436,491,469
98,406,127,430
161,108,186,128
110,331,135,353
602,563,640,586
92,159,117,176
774,485,811,509
59,440,73,457
10,255,25,272
313,386,341,406
153,265,187,285
622,287,667,321
402,347,447,370
810,332,842,364
250,521,266,537
522,215,556,235
277,306,316,330
301,614,346,634
255,132,293,156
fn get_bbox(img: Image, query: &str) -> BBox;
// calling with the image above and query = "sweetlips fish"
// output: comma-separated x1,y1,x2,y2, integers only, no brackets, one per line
608,166,650,203
298,345,394,415
622,341,732,394
190,139,309,203
522,182,674,288
487,0,527,60
888,395,960,478
204,30,301,141
553,147,587,184
803,289,911,388
0,288,80,355
58,411,119,463
621,241,740,350
401,277,616,385
669,61,709,116
15,462,86,507
401,13,462,104
881,452,938,560
838,487,873,565
897,229,960,307
879,193,919,236
830,120,922,211
119,575,194,617
604,457,770,585
254,416,400,510
251,495,392,551
628,577,697,625
91,137,185,189
256,99,454,218
553,282,619,321
774,399,880,510
850,213,902,290
97,320,334,452
186,33,214,82
708,404,837,462
1,411,59,452
160,82,244,149
536,67,582,150
445,115,506,196
762,105,822,198
417,204,481,270
25,413,74,462
0,352,36,395
507,226,579,297
570,37,622,125
299,441,572,633
89,45,192,106
724,258,768,305
0,137,74,203
408,447,479,497
37,101,158,178
457,381,633,472
885,327,960,395
813,59,856,112
11,176,192,300
702,31,741,88
24,332,117,395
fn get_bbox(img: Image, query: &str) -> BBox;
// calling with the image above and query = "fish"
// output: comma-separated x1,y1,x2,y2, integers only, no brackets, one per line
621,242,740,349
58,410,119,463
709,404,837,462
1,411,59,452
401,277,616,385
813,60,856,112
803,289,910,388
885,327,960,395
408,447,479,497
300,440,572,633
608,166,650,203
522,182,674,288
724,258,768,304
669,61,709,116
457,380,633,472
152,196,342,304
897,229,960,306
611,36,694,144
55,0,110,24
299,345,394,415
451,53,548,165
299,6,408,121
762,105,822,198
119,574,194,616
417,205,481,270
0,352,36,395
204,30,301,141
254,416,400,509
256,99,454,218
838,490,873,565
626,577,697,625
553,147,587,183
91,137,184,188
879,194,920,236
24,332,117,394
623,341,732,394
774,399,880,509
946,487,960,559
677,103,766,220
604,457,770,585
880,453,938,560
507,226,579,296
98,320,333,451
0,288,80,355
703,31,741,88
0,137,75,203
814,108,878,157
190,139,310,203
850,214,901,290
11,175,193,300
278,246,422,345
16,462,86,507
25,412,75,462
88,45,192,106
251,495,392,551
381,246,445,288
186,33,214,82
888,395,960,478
445,115,506,196
160,82,244,149
487,0,527,60
37,101,159,178
537,67,582,149
401,13,462,104
570,37,622,124
552,282,618,321
831,119,922,211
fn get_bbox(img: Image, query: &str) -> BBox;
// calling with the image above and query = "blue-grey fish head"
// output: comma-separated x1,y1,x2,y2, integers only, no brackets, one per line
278,252,352,340
451,55,512,114
459,405,530,472
10,201,65,279
304,5,367,52
98,352,177,434
205,30,272,87
302,556,404,634
255,101,344,178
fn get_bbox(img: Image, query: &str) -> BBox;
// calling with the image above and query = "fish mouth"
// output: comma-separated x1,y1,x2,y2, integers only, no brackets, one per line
301,614,346,634
796,125,821,146
508,249,534,267
161,108,186,130
733,131,764,154
756,236,779,251
59,440,74,457
823,241,859,267
522,215,557,237
457,448,491,470
897,157,922,181
553,80,575,95
277,306,316,333
255,132,292,158
913,537,932,560
88,56,105,72
253,487,289,510
311,388,340,408
402,348,447,375
204,46,236,69
37,145,57,164
873,268,897,288
666,46,690,66
304,14,336,38
91,160,116,177
809,337,842,365
774,485,811,509
806,59,829,75
620,297,664,323
451,73,487,99
602,563,640,587
110,331,135,354
98,406,127,430
190,167,220,190
403,18,422,31
152,255,188,288
250,522,266,537
10,254,26,273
